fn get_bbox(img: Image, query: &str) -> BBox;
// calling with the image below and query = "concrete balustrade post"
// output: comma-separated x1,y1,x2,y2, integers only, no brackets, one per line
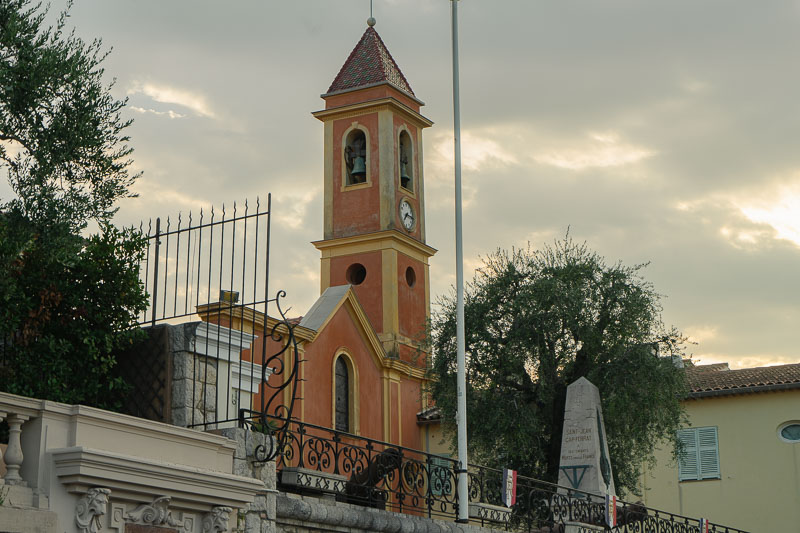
3,413,30,485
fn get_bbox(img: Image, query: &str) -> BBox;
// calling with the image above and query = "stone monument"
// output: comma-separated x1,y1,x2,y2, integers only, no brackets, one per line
557,377,616,499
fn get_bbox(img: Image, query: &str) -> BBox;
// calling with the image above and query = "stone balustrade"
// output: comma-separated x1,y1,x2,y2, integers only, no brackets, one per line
0,392,43,490
0,391,264,533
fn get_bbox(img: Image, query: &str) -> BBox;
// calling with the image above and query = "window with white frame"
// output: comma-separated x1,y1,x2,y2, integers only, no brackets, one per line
677,426,720,481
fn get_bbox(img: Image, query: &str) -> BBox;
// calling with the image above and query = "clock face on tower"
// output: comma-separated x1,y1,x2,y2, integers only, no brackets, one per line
399,199,415,231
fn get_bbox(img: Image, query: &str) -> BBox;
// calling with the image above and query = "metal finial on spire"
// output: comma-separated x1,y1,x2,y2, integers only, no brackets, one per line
367,0,376,26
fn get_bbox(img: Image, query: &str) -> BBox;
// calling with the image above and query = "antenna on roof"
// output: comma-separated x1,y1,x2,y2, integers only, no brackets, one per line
367,0,376,27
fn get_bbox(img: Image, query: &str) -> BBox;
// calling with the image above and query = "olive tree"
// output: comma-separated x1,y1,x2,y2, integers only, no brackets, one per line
429,237,688,495
0,0,146,409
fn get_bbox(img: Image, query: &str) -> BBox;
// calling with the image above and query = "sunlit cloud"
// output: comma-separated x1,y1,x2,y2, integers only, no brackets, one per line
674,179,800,250
130,106,186,120
532,131,655,171
272,186,320,230
431,130,517,174
684,325,718,344
128,82,216,118
134,174,210,212
694,353,798,369
736,183,800,248
718,225,772,250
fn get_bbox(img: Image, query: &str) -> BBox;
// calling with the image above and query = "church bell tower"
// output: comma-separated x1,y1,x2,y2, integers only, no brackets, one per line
312,21,435,363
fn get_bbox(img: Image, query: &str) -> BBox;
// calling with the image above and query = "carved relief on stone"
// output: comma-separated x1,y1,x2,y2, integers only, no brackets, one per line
201,506,232,533
126,496,181,527
76,487,112,533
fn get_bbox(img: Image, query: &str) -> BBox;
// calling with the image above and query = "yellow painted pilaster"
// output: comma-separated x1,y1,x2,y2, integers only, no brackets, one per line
382,372,391,441
378,109,395,230
323,119,334,238
319,256,331,294
415,125,426,242
381,248,399,349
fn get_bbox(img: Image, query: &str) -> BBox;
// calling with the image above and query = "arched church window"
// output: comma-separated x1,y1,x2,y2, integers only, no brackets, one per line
345,129,367,185
399,130,413,191
335,356,350,432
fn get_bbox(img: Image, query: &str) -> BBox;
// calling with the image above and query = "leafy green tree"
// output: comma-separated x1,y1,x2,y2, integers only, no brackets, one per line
0,0,146,409
429,237,688,495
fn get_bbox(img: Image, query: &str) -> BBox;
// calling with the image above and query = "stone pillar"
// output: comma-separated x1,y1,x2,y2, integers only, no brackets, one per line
2,413,31,485
557,377,616,498
556,377,618,530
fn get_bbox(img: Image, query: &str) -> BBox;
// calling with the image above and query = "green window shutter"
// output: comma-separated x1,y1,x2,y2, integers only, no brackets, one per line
677,428,699,481
429,456,451,497
697,426,720,479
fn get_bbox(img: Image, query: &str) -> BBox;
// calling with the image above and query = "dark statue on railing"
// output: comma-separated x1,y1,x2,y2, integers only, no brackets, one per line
342,447,402,508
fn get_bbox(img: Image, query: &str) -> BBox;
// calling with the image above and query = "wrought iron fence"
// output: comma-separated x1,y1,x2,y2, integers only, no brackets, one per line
468,465,749,533
242,414,461,519
130,194,305,433
138,195,272,327
243,413,749,532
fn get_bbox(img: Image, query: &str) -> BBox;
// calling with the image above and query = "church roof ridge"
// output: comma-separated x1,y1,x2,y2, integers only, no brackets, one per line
326,26,415,97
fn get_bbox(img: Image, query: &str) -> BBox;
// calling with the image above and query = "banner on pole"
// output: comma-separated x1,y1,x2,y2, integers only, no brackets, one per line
502,468,517,507
605,493,617,527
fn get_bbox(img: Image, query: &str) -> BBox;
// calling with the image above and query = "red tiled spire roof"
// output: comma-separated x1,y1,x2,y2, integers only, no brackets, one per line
326,27,415,97
686,362,800,398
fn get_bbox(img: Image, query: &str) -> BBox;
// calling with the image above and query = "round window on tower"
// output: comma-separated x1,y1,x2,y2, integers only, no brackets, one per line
405,266,416,288
346,263,367,285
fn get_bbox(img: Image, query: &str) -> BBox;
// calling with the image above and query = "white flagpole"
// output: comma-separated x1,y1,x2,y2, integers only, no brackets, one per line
450,0,469,523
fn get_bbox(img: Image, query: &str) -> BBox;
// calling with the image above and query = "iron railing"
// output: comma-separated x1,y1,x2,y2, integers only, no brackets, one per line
468,465,749,532
246,415,749,532
244,415,460,519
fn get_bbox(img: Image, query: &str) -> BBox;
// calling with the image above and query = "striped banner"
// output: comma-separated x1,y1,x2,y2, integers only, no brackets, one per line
502,468,517,507
605,494,617,527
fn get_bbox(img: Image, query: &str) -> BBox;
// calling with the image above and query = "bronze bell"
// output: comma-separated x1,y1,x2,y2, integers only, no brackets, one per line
400,159,411,189
351,156,366,181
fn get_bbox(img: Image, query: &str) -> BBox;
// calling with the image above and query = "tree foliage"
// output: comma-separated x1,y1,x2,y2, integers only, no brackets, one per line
429,237,688,495
0,0,146,409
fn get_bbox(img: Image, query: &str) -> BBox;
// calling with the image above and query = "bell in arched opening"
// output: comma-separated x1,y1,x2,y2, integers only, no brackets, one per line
345,129,367,185
399,130,413,191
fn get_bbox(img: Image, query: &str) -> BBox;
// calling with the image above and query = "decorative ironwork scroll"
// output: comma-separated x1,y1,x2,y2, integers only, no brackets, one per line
243,290,301,463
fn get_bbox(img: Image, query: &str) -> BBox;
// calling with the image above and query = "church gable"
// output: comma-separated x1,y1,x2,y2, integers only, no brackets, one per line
301,285,386,372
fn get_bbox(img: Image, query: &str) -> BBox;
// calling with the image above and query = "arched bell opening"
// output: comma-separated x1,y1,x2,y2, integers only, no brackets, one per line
399,130,413,191
345,129,368,185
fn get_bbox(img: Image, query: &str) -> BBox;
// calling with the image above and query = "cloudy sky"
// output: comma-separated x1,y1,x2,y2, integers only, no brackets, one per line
11,0,800,369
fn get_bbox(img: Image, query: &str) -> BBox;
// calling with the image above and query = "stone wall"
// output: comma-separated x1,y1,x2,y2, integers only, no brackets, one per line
215,428,277,533
275,493,504,533
172,324,219,428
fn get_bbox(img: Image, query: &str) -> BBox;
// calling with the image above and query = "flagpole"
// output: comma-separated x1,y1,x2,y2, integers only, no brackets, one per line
450,0,469,523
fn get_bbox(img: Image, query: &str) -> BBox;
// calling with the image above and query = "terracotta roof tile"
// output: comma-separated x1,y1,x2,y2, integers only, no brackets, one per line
327,27,414,96
687,362,800,397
